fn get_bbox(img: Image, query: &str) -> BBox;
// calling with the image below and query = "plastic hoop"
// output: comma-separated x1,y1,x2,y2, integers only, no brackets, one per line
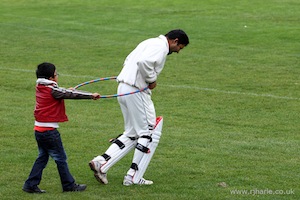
73,76,148,98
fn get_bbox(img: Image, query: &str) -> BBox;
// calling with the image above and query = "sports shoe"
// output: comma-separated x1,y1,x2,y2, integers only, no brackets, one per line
123,175,153,186
63,183,87,192
89,160,108,184
22,186,46,193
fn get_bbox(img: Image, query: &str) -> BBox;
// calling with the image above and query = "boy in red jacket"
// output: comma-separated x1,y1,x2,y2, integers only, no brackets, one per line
23,62,100,193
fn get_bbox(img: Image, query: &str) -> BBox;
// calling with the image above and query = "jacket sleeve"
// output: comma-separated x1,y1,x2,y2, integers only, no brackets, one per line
51,86,94,99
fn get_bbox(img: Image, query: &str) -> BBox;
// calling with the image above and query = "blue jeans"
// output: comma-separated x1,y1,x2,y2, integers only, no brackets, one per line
24,129,75,190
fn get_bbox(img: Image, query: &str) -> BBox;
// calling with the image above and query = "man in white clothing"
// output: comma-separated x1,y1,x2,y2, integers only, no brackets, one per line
89,29,189,186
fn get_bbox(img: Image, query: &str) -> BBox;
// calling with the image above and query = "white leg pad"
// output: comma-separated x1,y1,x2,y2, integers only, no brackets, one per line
93,134,137,173
133,116,163,183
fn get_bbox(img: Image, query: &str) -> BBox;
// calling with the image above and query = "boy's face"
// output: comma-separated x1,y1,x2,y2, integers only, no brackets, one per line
49,70,59,82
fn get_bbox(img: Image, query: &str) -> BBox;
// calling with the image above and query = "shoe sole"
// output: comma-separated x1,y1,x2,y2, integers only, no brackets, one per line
123,182,133,186
63,185,87,192
22,188,46,193
122,180,153,186
89,161,108,184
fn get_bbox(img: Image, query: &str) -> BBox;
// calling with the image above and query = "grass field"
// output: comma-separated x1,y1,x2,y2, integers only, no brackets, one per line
0,0,299,199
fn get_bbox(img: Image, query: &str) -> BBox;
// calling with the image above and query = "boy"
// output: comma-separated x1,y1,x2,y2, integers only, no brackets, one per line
23,62,100,193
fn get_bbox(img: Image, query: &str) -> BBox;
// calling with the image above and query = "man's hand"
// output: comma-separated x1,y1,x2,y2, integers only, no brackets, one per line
148,81,157,90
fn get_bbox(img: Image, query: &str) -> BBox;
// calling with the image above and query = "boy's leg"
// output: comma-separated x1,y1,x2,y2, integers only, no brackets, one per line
23,131,50,193
47,129,76,190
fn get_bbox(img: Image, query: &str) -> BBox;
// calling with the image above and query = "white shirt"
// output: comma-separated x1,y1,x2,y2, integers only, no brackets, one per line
117,35,169,89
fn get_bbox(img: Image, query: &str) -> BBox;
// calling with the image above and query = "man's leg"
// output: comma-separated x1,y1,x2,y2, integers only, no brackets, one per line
122,92,161,185
123,117,163,186
89,134,137,184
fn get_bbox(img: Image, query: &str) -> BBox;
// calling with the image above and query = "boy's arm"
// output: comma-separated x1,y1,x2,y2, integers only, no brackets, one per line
51,86,99,99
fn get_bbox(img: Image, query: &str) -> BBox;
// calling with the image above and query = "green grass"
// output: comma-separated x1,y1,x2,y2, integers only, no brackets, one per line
1,0,299,199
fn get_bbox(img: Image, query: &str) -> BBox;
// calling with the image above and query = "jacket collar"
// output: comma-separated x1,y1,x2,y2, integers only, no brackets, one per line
36,78,58,87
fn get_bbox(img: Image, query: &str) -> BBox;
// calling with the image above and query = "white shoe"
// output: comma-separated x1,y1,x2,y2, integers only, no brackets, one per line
123,175,153,186
89,160,108,184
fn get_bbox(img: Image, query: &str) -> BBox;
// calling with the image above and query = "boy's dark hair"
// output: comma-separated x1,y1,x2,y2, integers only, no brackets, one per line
36,62,56,79
165,29,189,46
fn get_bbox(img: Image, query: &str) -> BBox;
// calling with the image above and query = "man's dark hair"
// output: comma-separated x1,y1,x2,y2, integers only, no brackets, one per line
36,62,56,79
165,29,189,46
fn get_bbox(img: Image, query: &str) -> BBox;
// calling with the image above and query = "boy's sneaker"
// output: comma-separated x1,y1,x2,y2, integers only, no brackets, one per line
89,160,108,184
22,186,46,193
63,183,87,192
123,175,153,186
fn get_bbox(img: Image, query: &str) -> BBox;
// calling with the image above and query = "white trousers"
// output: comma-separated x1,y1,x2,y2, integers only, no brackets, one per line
117,83,156,138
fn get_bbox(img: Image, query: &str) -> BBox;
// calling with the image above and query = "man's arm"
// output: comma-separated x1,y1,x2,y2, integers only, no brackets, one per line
138,48,165,87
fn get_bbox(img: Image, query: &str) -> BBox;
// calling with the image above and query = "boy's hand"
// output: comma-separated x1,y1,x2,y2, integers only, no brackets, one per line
92,93,101,100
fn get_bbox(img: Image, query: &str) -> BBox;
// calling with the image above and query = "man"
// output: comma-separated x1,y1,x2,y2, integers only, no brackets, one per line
89,29,189,186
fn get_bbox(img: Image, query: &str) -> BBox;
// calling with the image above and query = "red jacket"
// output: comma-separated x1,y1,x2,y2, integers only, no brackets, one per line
34,79,94,123
34,84,68,122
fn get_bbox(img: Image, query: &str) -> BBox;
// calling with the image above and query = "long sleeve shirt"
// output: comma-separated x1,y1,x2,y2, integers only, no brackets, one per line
117,35,169,90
